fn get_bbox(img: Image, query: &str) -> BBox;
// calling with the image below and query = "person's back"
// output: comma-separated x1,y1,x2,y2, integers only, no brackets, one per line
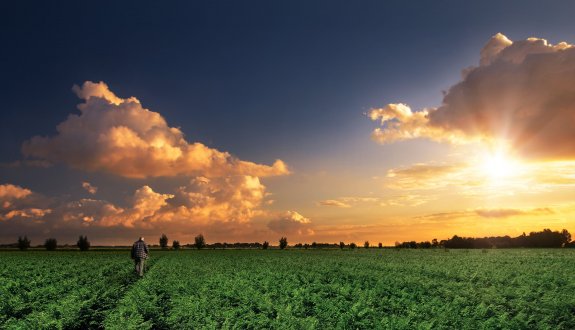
131,237,149,276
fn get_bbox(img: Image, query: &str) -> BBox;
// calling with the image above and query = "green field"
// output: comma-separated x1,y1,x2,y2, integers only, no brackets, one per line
1,249,575,329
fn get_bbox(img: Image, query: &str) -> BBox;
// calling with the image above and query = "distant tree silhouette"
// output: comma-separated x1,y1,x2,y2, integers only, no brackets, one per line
77,235,90,251
304,243,309,249
172,240,180,250
17,236,31,251
194,234,206,249
262,241,269,250
311,241,318,249
339,241,345,249
159,234,168,249
279,237,288,250
45,238,57,251
364,241,370,249
349,242,357,249
378,242,383,249
397,229,573,249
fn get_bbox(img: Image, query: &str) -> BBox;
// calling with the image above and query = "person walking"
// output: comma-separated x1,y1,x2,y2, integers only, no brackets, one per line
131,236,149,277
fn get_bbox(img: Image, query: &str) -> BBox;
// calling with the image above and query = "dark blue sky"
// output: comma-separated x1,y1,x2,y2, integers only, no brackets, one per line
3,1,575,244
2,0,575,184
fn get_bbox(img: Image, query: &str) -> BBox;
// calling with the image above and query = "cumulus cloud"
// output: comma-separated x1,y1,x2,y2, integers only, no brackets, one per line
369,33,575,160
22,81,289,178
0,184,32,202
0,184,52,222
1,175,270,232
267,211,314,235
82,182,98,194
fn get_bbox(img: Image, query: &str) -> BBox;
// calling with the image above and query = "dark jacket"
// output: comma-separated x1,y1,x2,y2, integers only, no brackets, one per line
131,239,149,259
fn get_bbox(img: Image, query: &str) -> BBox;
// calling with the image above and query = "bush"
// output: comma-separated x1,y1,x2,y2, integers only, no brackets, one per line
17,236,31,251
378,242,383,249
279,237,288,250
339,241,345,249
172,240,180,250
195,234,206,249
262,241,269,250
77,235,90,251
45,238,57,251
160,234,169,249
364,241,370,249
349,242,357,249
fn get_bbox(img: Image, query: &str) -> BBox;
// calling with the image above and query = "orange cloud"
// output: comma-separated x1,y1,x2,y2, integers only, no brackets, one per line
22,81,289,179
0,184,32,201
369,33,575,160
474,207,554,218
267,211,314,236
318,199,351,208
82,182,98,194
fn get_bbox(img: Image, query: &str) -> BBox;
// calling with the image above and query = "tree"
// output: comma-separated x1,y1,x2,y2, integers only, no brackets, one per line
311,242,318,249
378,242,383,249
339,241,345,249
172,240,180,250
432,238,439,247
17,236,31,251
45,238,57,251
349,242,357,249
279,237,288,250
364,241,370,249
159,234,168,249
262,241,269,250
194,234,206,249
77,235,90,251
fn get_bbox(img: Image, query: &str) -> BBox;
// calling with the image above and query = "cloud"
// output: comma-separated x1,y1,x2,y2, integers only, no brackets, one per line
475,207,553,218
22,81,289,179
369,33,575,160
82,182,98,194
385,163,472,190
267,211,314,235
0,184,32,202
318,199,351,208
416,207,555,223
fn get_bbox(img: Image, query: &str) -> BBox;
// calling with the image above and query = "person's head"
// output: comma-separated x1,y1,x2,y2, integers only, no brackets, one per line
139,236,144,241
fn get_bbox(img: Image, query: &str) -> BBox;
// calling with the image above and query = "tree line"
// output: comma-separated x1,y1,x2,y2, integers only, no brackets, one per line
7,228,572,251
395,229,573,249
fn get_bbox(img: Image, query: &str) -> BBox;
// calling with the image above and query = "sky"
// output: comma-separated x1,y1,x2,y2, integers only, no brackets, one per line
2,0,575,245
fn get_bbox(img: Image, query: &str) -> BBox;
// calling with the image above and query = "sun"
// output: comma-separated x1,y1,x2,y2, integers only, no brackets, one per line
481,151,519,179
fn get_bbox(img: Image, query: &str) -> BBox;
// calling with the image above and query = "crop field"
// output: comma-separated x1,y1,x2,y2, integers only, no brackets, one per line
1,249,575,329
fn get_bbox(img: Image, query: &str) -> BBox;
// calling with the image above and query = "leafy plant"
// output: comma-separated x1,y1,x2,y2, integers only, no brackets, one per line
262,241,269,250
172,240,180,250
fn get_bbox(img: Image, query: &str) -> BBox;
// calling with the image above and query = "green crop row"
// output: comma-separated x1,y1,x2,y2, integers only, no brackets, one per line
1,249,575,329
